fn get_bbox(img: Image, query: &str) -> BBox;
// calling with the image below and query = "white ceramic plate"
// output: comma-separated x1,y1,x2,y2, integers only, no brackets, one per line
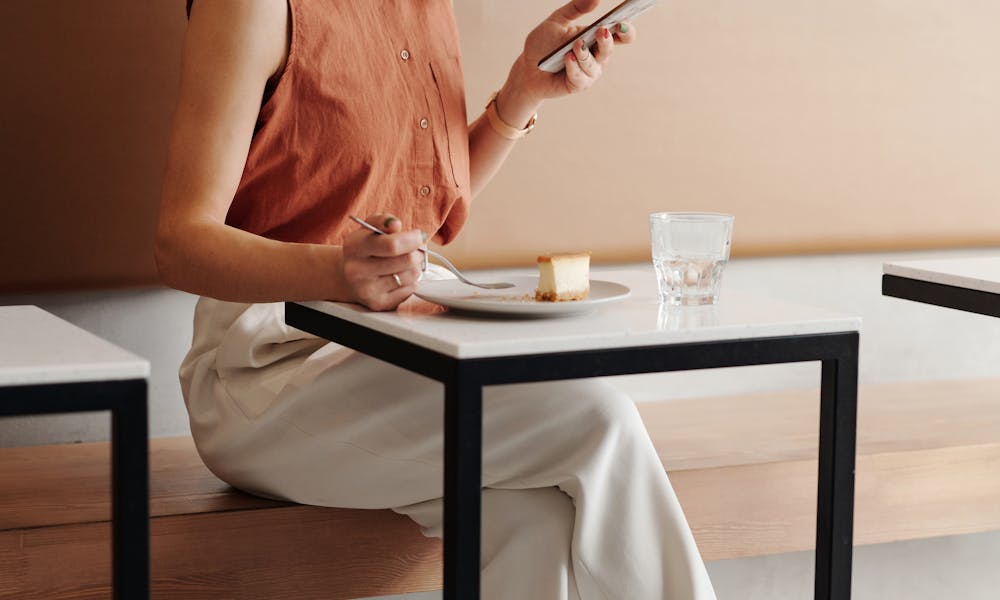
415,276,631,317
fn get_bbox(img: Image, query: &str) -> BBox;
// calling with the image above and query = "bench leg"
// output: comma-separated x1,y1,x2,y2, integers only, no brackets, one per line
443,372,483,600
111,380,150,600
815,336,859,600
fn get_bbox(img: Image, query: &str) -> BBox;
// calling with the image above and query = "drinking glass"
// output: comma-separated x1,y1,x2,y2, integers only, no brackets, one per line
649,212,734,305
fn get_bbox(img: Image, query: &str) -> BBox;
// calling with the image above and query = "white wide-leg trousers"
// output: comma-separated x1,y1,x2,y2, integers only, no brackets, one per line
180,292,716,600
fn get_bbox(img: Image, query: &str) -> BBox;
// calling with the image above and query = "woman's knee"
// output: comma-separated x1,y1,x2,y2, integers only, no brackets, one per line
481,379,650,487
498,378,640,426
559,379,646,440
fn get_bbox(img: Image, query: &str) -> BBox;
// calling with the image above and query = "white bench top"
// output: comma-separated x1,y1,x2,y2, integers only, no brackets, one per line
884,255,1000,295
0,305,150,386
298,267,861,359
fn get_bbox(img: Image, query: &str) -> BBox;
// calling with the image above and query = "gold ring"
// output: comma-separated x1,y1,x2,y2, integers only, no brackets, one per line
392,273,403,287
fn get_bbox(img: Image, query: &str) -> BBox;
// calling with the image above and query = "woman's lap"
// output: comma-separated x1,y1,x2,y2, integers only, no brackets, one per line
195,339,644,510
181,298,715,598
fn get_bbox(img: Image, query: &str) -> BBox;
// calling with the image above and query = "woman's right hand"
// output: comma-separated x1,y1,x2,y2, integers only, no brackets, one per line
341,214,426,311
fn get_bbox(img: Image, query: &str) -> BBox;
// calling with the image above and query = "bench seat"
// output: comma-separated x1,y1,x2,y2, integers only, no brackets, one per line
2,377,999,599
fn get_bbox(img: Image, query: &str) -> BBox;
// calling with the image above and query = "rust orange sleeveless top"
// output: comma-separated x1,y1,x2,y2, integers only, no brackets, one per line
212,0,472,245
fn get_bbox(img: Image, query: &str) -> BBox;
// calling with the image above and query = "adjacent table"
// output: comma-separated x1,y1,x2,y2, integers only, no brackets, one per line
0,305,150,600
883,256,1000,318
286,268,862,600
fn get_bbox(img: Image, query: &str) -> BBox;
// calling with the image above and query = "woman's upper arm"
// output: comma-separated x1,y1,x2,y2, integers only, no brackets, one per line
158,0,288,234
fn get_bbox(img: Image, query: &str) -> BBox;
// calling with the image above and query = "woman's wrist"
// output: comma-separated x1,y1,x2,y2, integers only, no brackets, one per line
495,58,544,129
314,243,355,303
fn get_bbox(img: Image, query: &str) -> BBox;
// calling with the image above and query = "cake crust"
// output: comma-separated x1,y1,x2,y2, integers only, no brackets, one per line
535,289,589,302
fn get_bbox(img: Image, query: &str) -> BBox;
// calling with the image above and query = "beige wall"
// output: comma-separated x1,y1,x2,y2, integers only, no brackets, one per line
2,1,999,290
450,0,1000,267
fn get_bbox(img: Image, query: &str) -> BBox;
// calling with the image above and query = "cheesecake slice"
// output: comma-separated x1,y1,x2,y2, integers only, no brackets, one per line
535,252,591,301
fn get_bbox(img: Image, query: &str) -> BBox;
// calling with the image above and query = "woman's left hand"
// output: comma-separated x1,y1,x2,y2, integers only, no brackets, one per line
496,0,638,124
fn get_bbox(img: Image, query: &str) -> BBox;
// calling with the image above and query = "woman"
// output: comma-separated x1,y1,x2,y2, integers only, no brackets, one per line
156,1,716,598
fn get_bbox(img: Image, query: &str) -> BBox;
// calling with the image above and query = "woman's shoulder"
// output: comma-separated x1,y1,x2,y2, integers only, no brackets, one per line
184,0,289,83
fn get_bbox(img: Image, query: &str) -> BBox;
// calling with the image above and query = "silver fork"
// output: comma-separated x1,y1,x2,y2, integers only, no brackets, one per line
349,216,515,289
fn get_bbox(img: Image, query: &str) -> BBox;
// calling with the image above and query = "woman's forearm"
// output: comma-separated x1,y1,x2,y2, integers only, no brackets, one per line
155,218,350,303
468,77,543,197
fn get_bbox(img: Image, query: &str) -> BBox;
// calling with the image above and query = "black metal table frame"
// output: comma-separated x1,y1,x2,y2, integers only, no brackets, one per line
0,379,149,600
883,274,1000,318
287,302,859,600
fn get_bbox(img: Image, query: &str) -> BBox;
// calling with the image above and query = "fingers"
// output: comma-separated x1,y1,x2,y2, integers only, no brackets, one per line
563,22,633,94
564,43,595,93
349,214,424,258
382,262,422,289
375,254,423,300
343,213,427,311
365,213,403,234
550,0,600,24
366,230,424,258
572,37,602,79
367,250,424,278
564,53,588,93
343,250,424,311
375,286,418,311
612,21,637,44
592,26,614,66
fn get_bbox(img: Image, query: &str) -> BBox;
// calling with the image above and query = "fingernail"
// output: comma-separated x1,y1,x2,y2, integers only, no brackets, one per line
383,217,398,228
602,27,611,39
420,230,428,242
569,53,577,62
618,22,629,34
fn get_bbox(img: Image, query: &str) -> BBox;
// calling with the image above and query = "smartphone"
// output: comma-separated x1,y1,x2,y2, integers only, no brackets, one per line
537,0,658,73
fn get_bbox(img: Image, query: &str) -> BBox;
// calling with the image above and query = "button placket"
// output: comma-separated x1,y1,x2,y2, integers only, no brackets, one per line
413,57,436,204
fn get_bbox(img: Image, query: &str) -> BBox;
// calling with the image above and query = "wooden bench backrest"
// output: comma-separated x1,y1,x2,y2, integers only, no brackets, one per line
3,0,999,291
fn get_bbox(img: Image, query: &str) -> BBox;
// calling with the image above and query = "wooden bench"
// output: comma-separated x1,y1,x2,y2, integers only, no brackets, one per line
3,378,999,599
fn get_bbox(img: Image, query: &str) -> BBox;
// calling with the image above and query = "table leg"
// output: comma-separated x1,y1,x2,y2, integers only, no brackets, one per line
443,372,483,600
111,380,150,600
815,339,859,600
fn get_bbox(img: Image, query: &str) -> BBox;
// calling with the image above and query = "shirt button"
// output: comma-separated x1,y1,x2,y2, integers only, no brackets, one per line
419,118,429,129
419,185,431,197
400,49,410,62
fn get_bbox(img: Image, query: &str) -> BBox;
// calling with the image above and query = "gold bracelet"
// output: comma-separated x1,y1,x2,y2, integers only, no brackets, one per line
485,91,537,140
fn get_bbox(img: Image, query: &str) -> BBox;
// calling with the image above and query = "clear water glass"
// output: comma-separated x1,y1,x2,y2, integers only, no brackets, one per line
649,212,734,306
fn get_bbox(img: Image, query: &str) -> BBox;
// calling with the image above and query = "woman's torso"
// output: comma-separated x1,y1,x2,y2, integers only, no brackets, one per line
222,0,472,246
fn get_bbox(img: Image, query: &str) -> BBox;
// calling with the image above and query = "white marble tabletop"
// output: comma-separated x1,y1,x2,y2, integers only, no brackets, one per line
0,305,150,386
296,267,861,359
883,255,1000,295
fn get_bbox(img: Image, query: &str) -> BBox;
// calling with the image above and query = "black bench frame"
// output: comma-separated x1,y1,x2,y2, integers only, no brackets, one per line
0,379,149,600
